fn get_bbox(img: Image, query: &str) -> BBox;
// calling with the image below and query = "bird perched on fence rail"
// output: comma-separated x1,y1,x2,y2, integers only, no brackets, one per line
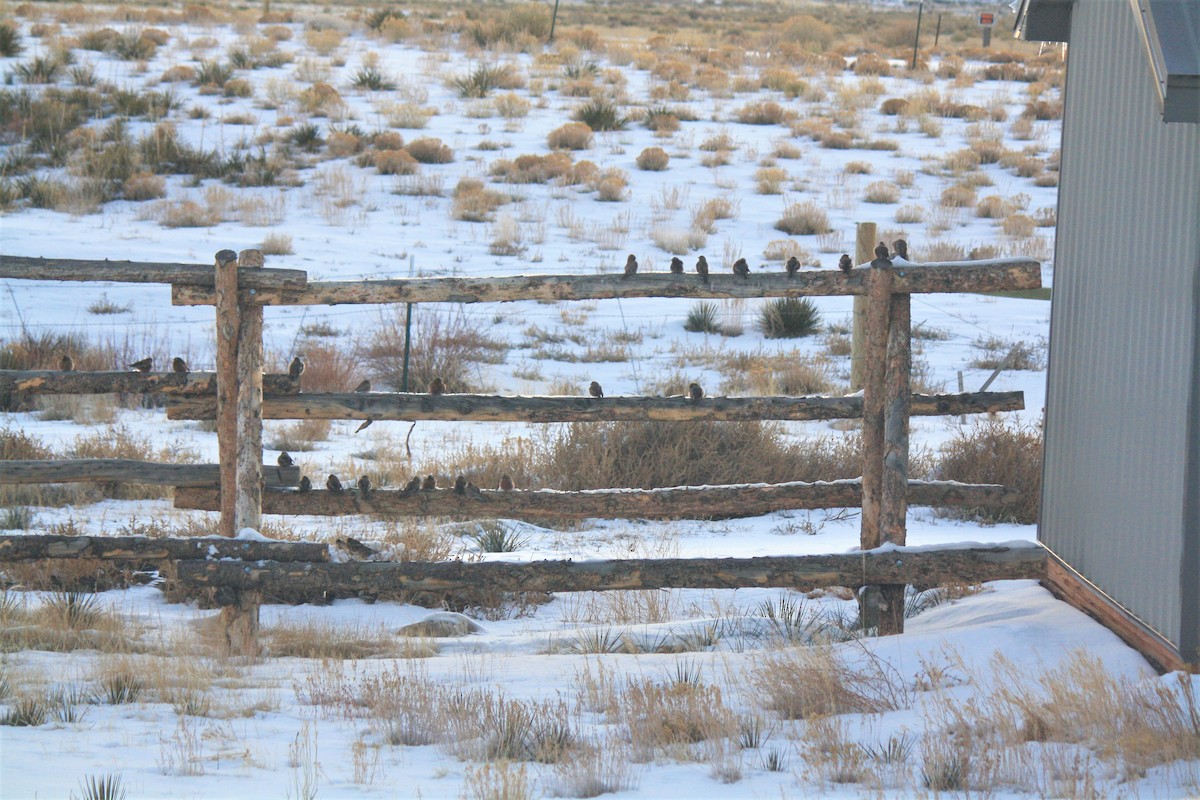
623,254,638,277
453,475,467,495
464,481,484,501
357,475,372,496
498,474,514,491
589,380,604,399
689,382,704,403
326,474,344,494
892,239,909,261
838,254,853,274
400,476,422,496
421,475,437,491
353,379,371,393
288,356,305,381
732,258,750,278
335,536,377,560
785,256,800,278
128,357,152,373
871,242,893,269
297,475,312,493
172,357,188,374
58,354,74,372
696,255,710,282
428,377,445,395
277,451,294,468
669,256,684,274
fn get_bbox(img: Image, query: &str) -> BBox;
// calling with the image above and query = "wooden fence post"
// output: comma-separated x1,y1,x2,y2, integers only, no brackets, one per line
235,249,264,535
877,289,912,635
850,223,876,391
213,249,240,539
861,265,893,549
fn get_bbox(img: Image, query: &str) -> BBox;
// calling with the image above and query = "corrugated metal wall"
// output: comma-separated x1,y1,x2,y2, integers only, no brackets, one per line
1041,0,1200,648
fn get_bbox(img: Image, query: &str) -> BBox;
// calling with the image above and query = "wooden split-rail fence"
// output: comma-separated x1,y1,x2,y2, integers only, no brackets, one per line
0,225,1044,652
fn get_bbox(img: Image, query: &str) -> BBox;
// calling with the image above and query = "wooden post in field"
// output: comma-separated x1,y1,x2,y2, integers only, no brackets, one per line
213,250,240,539
850,223,876,390
860,265,893,549
235,249,264,535
877,287,912,635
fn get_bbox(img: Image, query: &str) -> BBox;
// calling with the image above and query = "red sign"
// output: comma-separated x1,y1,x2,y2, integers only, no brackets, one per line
979,12,995,25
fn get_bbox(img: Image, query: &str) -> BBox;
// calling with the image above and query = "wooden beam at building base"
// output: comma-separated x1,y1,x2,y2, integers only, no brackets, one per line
173,545,1047,602
166,390,1024,423
0,460,299,488
173,479,1018,520
0,534,329,563
1041,554,1196,674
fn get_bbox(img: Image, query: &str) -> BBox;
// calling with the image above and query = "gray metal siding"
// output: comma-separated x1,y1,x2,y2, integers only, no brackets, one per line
1041,0,1200,648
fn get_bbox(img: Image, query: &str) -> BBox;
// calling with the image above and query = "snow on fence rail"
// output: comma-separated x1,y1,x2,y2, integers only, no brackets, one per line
0,237,1043,646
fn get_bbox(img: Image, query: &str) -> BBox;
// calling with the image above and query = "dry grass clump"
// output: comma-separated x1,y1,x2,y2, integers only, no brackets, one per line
775,199,831,235
404,137,453,164
451,177,510,222
265,620,415,659
547,122,594,150
372,149,419,175
356,306,506,393
754,166,789,194
735,100,788,125
291,343,361,392
265,418,332,452
0,591,142,653
489,152,573,184
635,146,669,171
621,676,738,760
863,181,900,204
762,240,815,264
751,644,906,719
939,184,977,208
934,419,1041,524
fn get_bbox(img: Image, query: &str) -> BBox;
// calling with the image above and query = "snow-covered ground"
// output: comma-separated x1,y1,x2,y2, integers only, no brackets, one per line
1,6,1197,799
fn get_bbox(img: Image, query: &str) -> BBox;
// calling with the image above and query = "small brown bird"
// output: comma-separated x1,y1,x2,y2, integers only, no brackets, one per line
353,379,371,393
421,475,437,491
498,474,514,491
298,475,312,493
326,474,344,493
838,254,853,274
277,451,294,468
875,242,890,261
336,536,376,560
623,254,638,277
589,380,604,399
696,255,710,282
732,258,750,278
785,256,800,278
59,354,74,372
453,475,467,495
669,256,684,274
892,239,909,260
358,475,372,496
464,481,484,500
128,357,152,372
429,377,445,395
355,417,374,433
288,356,305,381
172,357,188,374
401,476,422,496
689,382,704,402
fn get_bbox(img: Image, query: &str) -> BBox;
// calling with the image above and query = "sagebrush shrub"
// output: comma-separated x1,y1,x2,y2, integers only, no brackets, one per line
934,419,1042,524
635,147,669,171
547,122,593,150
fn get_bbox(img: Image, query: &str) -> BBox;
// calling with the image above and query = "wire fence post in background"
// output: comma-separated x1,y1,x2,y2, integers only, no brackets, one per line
549,0,561,43
911,1,924,70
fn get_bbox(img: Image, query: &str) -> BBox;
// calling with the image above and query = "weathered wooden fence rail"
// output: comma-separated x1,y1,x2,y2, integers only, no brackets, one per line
165,390,1023,423
0,533,326,562
169,260,1041,306
0,255,307,290
173,545,1048,599
0,460,299,488
0,370,298,396
174,479,1016,520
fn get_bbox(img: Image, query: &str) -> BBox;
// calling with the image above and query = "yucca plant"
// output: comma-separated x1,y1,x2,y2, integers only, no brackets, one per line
447,63,516,99
573,98,626,131
46,591,101,629
2,695,47,726
760,297,821,338
76,773,127,800
683,301,722,334
0,22,24,58
351,66,396,91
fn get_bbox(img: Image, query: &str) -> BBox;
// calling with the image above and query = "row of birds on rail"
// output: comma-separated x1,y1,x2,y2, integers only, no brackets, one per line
622,239,909,279
277,450,517,498
61,242,910,374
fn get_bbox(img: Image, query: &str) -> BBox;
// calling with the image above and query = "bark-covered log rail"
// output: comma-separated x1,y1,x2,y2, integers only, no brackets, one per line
0,255,307,290
173,479,1017,520
174,545,1047,599
166,390,1024,422
171,260,1041,307
0,534,328,563
0,370,299,396
0,460,300,488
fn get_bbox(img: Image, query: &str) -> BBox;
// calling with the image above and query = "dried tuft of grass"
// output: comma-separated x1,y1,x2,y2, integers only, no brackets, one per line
934,419,1041,524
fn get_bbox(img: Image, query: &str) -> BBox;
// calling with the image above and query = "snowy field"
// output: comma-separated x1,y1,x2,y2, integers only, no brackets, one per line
1,3,1198,798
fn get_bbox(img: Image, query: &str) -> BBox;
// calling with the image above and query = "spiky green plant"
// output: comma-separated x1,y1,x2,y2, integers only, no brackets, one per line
759,297,821,338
